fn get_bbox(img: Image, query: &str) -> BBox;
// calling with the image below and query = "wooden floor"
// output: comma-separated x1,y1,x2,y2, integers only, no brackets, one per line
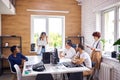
0,69,13,80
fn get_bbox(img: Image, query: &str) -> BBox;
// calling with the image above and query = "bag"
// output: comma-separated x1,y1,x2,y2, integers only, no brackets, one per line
32,61,45,71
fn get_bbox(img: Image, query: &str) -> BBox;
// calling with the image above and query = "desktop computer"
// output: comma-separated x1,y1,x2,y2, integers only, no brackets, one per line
42,52,51,64
50,48,59,64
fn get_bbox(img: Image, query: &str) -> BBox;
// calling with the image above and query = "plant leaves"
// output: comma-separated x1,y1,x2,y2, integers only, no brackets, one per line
113,39,120,46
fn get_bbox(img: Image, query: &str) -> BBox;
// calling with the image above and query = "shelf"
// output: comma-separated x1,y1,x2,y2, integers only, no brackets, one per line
0,46,21,48
0,35,21,38
66,36,84,38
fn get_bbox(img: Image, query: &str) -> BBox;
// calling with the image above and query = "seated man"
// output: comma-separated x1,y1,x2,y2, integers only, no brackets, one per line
72,44,92,68
8,45,28,72
60,39,76,59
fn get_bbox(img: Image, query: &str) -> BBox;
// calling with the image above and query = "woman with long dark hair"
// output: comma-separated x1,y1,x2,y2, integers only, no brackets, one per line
37,32,48,55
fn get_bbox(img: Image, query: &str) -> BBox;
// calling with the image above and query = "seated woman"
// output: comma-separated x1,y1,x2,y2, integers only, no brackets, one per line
72,44,92,68
60,40,76,59
8,45,28,72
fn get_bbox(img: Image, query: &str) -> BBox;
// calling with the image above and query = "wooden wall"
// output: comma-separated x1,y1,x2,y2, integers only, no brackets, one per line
0,15,1,36
2,0,81,56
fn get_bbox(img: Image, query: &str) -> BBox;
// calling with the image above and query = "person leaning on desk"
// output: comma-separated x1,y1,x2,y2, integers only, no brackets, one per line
72,44,92,76
8,45,28,72
72,43,92,68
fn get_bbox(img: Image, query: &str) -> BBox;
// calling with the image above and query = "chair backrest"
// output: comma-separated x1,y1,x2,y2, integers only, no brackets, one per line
14,64,22,80
69,72,83,80
8,59,16,73
36,74,54,80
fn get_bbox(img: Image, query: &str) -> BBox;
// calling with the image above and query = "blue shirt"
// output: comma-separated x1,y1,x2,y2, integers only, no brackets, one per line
8,53,28,72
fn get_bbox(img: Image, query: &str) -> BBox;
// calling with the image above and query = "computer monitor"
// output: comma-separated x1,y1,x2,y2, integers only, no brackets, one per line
42,52,51,64
51,48,59,64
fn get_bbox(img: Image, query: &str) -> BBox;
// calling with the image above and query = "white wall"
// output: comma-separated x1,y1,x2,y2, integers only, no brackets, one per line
81,0,120,53
0,15,1,36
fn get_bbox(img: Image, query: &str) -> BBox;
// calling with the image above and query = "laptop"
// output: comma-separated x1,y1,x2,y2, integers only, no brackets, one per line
62,62,82,68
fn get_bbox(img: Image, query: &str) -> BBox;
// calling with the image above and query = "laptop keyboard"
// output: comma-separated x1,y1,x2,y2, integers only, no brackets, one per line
62,62,82,68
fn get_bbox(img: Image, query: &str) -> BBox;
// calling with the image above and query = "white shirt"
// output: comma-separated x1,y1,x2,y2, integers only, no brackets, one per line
63,47,76,59
92,39,103,52
37,38,47,54
76,51,92,68
37,38,47,46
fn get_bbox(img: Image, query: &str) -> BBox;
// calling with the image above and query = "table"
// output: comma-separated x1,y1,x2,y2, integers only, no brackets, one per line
22,56,90,78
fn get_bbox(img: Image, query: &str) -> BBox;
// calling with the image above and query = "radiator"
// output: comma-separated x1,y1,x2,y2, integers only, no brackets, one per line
99,63,113,80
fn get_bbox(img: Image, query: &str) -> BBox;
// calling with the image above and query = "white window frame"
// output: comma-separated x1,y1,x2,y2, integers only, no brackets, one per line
31,15,65,49
101,6,120,51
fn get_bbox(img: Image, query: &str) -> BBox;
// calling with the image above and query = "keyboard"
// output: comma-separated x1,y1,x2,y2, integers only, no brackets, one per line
62,62,82,68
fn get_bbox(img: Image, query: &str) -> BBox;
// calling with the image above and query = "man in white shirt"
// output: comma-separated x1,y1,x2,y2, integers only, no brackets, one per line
60,40,76,59
72,44,92,68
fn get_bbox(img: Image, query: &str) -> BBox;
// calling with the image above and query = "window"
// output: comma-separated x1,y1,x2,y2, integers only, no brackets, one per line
31,15,65,49
102,6,120,51
118,7,120,38
103,10,115,51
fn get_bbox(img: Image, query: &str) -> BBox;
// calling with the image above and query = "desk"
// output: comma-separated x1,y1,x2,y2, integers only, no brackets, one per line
22,56,90,77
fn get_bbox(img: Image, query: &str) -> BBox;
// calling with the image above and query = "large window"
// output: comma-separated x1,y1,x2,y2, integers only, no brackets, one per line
103,10,115,51
102,7,120,51
118,7,120,38
31,15,65,49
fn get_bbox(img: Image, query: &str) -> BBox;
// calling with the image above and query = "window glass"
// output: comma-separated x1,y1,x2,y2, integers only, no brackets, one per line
48,18,63,48
33,18,46,44
118,7,120,38
104,10,115,51
31,16,65,49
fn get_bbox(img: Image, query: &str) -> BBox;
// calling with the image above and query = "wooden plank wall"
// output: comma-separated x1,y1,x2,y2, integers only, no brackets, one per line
2,0,81,56
2,0,81,68
0,14,1,35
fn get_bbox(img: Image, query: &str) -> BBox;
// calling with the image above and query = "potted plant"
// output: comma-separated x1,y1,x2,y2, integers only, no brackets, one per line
113,39,120,62
118,54,120,62
101,39,106,51
113,39,120,46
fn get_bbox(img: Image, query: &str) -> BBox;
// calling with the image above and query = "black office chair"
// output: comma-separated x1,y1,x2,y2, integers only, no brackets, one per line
68,72,83,80
36,74,54,80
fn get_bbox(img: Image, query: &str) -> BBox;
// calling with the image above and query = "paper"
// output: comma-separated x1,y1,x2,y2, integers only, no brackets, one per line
85,43,92,49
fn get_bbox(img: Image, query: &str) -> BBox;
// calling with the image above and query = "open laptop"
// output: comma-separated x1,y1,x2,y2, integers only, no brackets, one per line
62,62,82,68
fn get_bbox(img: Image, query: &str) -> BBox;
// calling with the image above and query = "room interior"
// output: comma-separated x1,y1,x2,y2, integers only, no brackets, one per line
0,0,120,80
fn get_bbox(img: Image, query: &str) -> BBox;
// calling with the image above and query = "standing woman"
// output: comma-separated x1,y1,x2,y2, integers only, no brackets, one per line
37,32,48,55
87,32,103,80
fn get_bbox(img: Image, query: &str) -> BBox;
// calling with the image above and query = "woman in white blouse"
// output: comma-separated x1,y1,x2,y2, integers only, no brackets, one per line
87,31,103,80
37,32,48,55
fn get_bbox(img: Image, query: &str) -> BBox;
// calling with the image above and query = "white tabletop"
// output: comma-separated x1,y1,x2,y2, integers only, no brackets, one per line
22,56,90,77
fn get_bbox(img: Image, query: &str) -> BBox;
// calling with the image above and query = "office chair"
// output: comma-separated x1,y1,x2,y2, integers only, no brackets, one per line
8,59,16,74
36,74,54,80
14,64,36,80
68,72,83,80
